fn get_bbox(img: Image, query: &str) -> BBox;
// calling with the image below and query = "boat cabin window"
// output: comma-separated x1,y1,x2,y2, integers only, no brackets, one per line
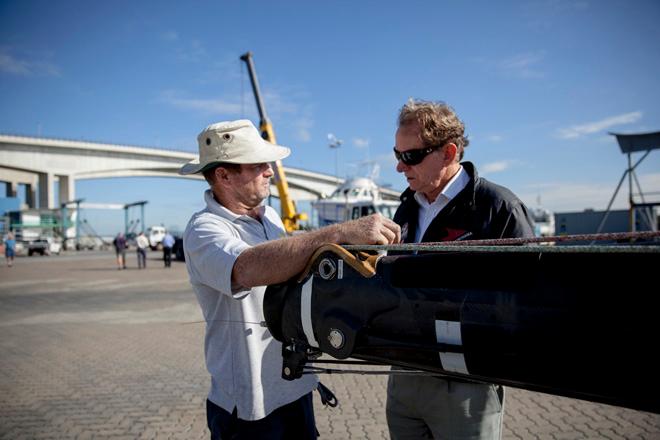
377,205,395,219
532,211,551,223
352,205,376,219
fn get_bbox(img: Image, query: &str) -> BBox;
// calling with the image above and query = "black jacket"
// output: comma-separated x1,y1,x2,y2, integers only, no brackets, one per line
394,162,534,244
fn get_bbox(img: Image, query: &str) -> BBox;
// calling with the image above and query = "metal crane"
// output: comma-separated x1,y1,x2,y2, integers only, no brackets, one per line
240,51,307,232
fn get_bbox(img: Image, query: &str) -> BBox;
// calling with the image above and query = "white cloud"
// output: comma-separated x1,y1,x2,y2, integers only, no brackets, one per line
481,160,512,174
175,39,207,63
0,50,60,76
556,111,642,139
159,33,207,63
353,138,370,148
346,152,397,176
268,96,314,143
262,90,298,115
0,52,30,75
518,172,660,212
292,117,313,143
520,182,609,211
296,129,311,142
160,90,243,115
497,52,545,79
642,172,660,187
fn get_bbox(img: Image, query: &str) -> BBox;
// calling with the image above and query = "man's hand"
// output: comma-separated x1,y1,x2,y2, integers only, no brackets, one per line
337,213,401,245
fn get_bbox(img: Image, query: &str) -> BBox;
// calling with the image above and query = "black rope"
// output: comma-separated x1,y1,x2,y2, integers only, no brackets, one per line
303,367,436,376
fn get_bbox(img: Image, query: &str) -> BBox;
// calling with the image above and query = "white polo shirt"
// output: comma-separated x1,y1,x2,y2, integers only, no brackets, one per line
183,190,318,420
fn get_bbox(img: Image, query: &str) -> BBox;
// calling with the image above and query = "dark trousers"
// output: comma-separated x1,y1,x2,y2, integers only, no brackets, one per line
163,247,172,267
137,248,147,268
206,393,317,440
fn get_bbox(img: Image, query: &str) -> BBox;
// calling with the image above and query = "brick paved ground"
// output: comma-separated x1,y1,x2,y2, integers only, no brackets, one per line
1,252,658,439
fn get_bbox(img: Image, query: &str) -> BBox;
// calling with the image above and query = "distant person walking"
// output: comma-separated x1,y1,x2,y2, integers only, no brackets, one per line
4,232,16,267
112,232,127,270
162,232,175,268
136,231,149,269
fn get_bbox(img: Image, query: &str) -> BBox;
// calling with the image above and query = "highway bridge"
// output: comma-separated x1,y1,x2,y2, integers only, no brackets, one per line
0,133,400,209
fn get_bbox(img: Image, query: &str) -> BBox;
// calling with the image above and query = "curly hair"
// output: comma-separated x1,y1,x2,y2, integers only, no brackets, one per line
398,99,469,161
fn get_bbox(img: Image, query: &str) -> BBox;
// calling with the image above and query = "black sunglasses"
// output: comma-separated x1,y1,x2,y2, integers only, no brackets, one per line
393,144,443,166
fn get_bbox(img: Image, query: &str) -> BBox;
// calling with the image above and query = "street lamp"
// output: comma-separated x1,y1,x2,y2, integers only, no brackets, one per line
328,133,343,183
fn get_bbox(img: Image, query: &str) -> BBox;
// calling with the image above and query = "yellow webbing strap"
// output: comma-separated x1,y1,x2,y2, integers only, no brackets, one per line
297,244,379,282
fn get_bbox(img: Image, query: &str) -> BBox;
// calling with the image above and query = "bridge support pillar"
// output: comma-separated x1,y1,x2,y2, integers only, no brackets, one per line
5,181,18,198
26,183,37,209
38,172,55,209
58,175,75,205
0,169,39,208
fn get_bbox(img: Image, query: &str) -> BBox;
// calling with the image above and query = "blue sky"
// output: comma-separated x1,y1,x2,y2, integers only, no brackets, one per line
1,0,659,234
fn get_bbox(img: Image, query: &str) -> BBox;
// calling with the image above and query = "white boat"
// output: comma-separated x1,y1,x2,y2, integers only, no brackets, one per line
312,177,400,226
530,206,555,238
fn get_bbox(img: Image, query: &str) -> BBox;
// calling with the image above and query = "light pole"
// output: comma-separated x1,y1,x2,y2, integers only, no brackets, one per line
328,133,343,183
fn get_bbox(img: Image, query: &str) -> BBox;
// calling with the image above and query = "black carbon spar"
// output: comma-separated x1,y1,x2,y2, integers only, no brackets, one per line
263,243,660,414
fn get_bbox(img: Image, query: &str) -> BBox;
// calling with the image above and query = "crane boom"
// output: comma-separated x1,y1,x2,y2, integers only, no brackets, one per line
240,51,307,232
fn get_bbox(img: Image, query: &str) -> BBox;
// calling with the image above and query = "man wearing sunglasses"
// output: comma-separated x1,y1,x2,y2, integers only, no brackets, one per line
386,100,534,440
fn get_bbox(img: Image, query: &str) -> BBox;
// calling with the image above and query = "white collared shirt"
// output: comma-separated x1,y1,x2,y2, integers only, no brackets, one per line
183,190,317,420
413,166,469,242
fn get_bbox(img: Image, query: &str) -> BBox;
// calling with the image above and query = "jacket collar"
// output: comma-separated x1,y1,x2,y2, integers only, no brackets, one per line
400,161,479,205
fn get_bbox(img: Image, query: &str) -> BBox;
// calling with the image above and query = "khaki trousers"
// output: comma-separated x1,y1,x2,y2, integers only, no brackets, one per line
386,375,504,440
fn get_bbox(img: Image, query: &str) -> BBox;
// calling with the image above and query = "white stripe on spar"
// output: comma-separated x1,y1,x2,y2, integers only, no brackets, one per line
435,319,469,374
301,276,319,348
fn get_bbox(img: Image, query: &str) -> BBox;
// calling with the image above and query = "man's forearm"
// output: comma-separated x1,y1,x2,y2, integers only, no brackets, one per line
232,225,341,288
232,214,400,288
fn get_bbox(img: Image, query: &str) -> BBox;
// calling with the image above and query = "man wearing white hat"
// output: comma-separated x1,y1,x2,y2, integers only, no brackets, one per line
181,119,400,439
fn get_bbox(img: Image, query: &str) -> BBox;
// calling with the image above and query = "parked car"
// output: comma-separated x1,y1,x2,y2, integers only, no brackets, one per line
173,236,185,262
27,237,61,256
27,239,48,256
147,226,166,250
47,237,62,255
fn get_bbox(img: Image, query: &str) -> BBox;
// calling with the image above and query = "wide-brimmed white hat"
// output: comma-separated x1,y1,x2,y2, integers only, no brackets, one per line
179,119,291,175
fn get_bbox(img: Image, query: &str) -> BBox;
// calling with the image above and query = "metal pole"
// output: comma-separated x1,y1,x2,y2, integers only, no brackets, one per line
141,203,145,233
60,204,67,242
628,153,634,233
593,170,627,238
595,150,650,238
75,200,81,250
632,172,654,231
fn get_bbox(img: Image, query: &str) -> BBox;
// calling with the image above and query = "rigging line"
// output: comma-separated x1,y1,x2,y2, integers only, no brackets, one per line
302,367,438,376
344,230,660,251
308,359,385,366
180,319,267,327
344,244,659,254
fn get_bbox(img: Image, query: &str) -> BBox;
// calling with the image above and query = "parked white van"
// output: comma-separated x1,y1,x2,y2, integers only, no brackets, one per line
147,226,166,250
